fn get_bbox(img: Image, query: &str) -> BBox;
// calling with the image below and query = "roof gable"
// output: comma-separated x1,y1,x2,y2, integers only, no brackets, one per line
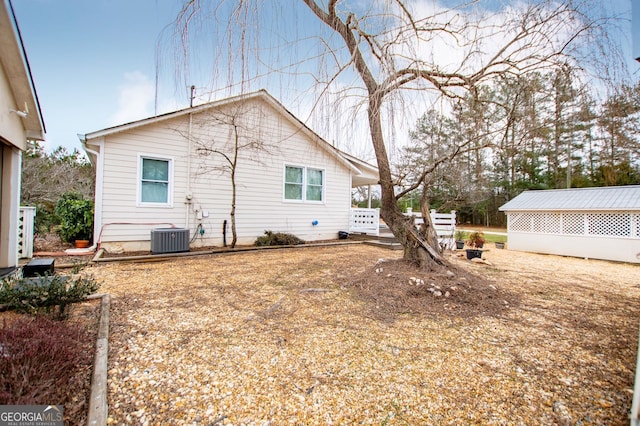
81,90,370,177
499,186,640,211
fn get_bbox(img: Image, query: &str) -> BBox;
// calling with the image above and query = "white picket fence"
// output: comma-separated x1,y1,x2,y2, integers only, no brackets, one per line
349,207,457,249
349,208,380,236
408,209,457,249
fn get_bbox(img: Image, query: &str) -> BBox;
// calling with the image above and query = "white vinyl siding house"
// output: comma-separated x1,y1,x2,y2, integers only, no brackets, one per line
81,90,377,252
499,186,640,264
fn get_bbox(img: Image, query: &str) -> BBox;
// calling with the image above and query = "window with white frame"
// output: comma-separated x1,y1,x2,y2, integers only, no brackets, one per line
284,165,324,202
139,155,172,206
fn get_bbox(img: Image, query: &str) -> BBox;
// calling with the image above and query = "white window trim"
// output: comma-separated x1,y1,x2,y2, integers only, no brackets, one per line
137,153,174,208
283,164,325,204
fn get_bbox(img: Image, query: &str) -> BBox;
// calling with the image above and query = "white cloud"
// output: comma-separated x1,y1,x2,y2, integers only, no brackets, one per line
110,71,155,125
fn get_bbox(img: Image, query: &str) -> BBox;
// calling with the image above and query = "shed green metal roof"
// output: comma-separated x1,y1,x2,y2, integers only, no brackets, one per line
499,186,640,212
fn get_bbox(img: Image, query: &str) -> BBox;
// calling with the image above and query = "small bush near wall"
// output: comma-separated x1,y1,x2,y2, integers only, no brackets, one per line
0,274,99,320
255,230,305,246
0,316,92,405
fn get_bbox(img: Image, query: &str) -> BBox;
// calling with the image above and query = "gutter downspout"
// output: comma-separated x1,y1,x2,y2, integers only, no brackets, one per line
78,133,101,251
185,110,193,231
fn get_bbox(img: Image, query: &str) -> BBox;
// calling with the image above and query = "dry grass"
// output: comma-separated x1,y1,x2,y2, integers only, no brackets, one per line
89,244,640,425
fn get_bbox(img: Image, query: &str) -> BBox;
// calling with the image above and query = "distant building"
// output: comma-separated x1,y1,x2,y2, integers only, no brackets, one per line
499,186,640,264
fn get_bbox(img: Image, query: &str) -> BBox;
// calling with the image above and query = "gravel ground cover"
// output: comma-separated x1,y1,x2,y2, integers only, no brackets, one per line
90,244,640,425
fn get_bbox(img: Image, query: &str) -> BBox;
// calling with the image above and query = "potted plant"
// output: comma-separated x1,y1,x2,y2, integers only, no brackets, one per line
467,231,485,248
465,231,485,260
55,192,94,248
454,230,466,249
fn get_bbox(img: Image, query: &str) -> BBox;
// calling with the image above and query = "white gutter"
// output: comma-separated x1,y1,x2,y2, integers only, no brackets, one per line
78,133,102,251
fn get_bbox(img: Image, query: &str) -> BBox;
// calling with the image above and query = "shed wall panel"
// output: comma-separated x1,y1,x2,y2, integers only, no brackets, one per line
507,232,640,263
506,210,640,263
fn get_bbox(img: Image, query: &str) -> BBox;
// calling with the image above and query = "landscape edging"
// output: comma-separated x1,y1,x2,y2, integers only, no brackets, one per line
86,293,110,426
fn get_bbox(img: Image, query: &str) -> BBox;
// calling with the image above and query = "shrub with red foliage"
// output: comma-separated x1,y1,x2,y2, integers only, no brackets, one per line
0,316,92,406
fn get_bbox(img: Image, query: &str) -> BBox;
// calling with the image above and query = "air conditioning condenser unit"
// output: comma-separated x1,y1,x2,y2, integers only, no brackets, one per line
150,228,190,254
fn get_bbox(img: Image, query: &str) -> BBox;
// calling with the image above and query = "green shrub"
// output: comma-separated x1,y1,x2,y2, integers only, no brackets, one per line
54,192,94,243
33,202,60,234
254,230,305,246
0,274,99,320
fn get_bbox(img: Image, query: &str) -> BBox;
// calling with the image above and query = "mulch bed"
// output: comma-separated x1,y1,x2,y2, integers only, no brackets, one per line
85,245,639,424
7,234,640,424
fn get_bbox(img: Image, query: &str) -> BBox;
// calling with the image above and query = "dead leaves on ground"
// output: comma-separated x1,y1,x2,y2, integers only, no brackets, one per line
91,245,639,425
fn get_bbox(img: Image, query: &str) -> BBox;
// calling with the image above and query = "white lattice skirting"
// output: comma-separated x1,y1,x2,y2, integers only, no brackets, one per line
507,210,640,263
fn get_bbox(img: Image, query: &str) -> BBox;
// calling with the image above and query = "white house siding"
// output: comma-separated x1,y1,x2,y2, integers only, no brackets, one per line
0,2,45,269
94,96,352,251
96,115,190,251
0,50,28,267
506,210,640,263
0,66,24,266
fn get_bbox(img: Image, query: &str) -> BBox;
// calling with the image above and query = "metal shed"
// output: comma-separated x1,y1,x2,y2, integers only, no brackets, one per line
499,186,640,264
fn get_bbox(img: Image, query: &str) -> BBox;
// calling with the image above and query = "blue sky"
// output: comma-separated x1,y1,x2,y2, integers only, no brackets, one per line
13,0,186,152
11,0,638,155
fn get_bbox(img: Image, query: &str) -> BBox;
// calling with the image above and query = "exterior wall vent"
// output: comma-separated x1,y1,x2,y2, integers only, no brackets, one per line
151,228,190,254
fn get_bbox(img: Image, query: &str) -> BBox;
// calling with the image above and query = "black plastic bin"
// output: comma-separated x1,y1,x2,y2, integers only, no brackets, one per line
23,258,55,277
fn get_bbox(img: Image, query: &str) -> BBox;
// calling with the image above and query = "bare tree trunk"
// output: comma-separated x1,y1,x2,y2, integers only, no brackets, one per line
367,90,444,267
185,103,274,249
302,1,444,268
419,187,441,252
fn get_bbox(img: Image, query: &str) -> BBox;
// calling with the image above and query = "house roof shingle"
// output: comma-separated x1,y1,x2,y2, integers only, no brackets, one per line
499,186,640,212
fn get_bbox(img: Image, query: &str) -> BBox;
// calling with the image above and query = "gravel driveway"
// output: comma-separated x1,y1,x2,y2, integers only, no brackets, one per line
92,244,640,425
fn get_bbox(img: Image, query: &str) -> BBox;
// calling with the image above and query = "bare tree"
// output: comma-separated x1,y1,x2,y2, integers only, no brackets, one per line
21,142,95,232
21,142,94,206
180,102,275,247
175,0,610,268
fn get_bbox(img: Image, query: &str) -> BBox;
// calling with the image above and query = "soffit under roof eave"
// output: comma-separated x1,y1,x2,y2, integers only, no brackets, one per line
25,129,44,141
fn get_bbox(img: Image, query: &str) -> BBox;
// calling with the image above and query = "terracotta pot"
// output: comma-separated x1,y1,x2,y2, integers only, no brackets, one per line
75,239,90,249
